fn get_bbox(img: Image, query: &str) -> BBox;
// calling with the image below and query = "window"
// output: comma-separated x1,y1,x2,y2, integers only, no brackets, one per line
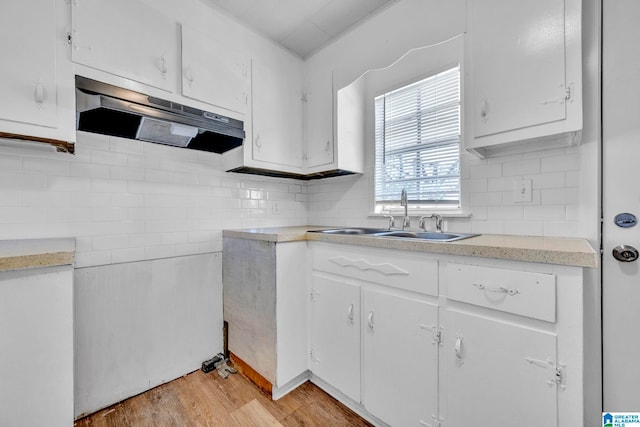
374,66,461,212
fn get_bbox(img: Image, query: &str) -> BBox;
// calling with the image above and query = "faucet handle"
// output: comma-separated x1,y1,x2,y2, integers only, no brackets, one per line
431,213,443,232
418,214,444,232
418,216,430,231
383,215,395,230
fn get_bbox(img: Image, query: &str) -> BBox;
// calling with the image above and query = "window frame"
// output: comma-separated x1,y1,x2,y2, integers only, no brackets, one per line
354,36,466,218
373,65,462,214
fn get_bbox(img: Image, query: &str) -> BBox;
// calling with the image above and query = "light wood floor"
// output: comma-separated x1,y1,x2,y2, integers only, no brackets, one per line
74,369,372,427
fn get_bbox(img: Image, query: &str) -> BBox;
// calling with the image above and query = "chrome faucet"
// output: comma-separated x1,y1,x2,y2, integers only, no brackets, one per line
400,189,410,230
419,214,443,232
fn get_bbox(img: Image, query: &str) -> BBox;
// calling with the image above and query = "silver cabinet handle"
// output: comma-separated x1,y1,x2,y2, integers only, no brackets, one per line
184,65,194,85
159,54,168,78
455,336,463,361
473,282,519,296
367,311,374,330
34,82,45,104
347,304,354,323
480,99,489,120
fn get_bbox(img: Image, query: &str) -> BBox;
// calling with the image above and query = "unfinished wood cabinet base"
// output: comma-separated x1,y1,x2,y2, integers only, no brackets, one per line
230,352,273,396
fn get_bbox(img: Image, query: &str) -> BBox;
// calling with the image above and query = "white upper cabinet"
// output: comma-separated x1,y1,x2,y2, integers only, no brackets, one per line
465,0,582,157
0,0,75,145
181,25,250,115
304,70,335,170
0,2,56,129
249,56,304,171
71,0,177,92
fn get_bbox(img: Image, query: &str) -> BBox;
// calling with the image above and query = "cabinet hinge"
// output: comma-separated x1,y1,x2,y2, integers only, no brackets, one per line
419,324,442,345
427,413,444,427
301,92,308,103
66,32,72,46
524,357,567,390
565,86,571,101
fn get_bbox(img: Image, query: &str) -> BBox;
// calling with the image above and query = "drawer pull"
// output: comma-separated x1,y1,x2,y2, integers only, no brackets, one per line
367,311,375,330
329,256,409,276
347,304,354,323
473,283,519,296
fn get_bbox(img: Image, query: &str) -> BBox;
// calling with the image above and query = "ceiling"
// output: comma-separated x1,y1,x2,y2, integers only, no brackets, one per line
205,0,397,58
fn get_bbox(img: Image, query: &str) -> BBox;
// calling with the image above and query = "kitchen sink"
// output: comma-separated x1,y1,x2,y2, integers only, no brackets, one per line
311,227,390,235
310,228,479,242
375,230,479,242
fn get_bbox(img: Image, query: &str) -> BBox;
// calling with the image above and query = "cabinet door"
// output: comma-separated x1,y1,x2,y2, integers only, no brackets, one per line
181,25,250,115
310,273,360,402
0,1,57,128
363,288,438,427
251,57,303,169
470,0,567,138
0,267,73,427
71,0,176,92
305,70,334,169
445,310,558,427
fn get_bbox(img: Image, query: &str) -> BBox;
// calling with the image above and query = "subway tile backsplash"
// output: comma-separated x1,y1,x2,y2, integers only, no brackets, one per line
0,132,307,267
306,148,583,237
0,133,583,267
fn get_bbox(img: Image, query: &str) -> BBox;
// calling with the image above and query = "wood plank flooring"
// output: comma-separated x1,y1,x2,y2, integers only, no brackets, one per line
74,369,373,427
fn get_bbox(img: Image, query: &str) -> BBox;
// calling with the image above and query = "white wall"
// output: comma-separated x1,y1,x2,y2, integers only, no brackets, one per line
74,253,221,417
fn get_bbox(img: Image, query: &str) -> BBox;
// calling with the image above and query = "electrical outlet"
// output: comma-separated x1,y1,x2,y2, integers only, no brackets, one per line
514,179,532,203
271,202,280,214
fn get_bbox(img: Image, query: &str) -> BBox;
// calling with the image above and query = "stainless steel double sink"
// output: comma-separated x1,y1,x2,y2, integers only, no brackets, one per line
310,227,479,242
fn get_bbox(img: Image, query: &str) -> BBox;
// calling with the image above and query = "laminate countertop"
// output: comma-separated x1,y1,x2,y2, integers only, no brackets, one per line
0,238,76,272
223,226,598,268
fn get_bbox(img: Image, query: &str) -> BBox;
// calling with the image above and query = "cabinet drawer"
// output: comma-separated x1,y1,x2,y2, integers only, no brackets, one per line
446,262,556,322
312,244,438,296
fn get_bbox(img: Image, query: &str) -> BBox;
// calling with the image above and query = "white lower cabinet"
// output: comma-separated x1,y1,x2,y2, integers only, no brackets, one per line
445,310,558,427
308,242,585,427
0,266,73,427
310,272,361,402
310,243,441,426
363,288,439,427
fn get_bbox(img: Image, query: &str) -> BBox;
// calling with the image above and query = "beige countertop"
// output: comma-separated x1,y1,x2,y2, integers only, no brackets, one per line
0,238,76,272
223,226,598,268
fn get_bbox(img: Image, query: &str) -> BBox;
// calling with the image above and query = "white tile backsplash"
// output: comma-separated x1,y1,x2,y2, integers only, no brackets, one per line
307,148,585,238
0,132,585,267
0,132,307,267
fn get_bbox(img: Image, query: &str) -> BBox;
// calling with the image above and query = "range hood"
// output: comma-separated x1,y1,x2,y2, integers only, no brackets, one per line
75,76,244,153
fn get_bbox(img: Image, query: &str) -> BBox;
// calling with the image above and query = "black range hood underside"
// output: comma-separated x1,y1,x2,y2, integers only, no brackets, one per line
228,166,356,180
77,107,244,154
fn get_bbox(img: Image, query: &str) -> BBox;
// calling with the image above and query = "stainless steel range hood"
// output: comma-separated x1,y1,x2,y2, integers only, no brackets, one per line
75,76,244,153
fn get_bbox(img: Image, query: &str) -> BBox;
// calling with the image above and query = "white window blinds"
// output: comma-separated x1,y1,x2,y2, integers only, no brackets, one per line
375,66,461,208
